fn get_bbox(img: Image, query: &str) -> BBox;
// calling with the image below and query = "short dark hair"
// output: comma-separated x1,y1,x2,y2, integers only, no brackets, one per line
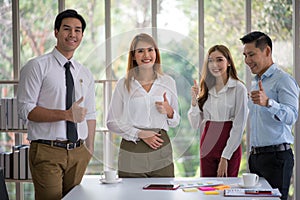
240,31,272,51
54,9,86,33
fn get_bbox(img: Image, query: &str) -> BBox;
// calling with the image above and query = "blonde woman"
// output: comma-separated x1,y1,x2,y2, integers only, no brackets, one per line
106,33,180,177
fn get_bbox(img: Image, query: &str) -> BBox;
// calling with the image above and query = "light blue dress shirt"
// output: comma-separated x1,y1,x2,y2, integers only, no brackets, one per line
248,64,299,147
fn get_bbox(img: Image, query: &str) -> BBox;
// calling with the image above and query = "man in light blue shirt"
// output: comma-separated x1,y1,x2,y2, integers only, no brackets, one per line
240,31,299,200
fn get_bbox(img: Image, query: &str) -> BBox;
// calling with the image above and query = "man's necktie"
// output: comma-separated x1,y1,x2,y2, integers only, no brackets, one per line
64,61,78,142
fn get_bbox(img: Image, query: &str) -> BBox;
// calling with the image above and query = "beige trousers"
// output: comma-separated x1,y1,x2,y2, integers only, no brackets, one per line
29,142,91,200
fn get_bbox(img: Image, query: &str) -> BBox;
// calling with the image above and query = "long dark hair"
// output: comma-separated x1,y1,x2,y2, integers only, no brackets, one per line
198,45,240,111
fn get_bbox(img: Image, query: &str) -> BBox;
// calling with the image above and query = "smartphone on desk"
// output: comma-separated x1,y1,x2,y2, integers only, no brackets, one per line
143,184,180,190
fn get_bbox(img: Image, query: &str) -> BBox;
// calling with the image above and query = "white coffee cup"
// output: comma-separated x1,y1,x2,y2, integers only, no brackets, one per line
242,173,259,187
101,170,117,181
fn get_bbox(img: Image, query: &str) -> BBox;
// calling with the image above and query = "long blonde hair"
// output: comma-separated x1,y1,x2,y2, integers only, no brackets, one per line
125,33,163,91
198,45,240,111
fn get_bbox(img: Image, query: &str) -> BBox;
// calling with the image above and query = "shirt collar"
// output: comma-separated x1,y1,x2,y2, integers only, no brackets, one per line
131,73,162,81
52,47,75,69
255,63,277,81
209,77,237,95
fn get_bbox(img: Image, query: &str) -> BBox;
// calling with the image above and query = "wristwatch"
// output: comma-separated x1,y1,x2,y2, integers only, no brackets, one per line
267,98,274,108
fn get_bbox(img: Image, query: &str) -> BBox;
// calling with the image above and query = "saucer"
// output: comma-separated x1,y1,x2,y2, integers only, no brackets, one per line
238,183,262,188
100,178,122,184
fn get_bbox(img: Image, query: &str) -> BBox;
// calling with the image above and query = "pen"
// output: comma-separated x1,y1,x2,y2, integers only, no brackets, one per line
79,79,83,97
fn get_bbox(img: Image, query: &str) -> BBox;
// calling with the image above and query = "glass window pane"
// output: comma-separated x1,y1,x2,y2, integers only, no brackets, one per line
111,0,151,36
0,0,13,81
204,0,245,80
19,0,57,67
65,0,106,173
0,0,14,97
158,0,199,177
252,0,293,74
110,0,152,79
65,0,106,79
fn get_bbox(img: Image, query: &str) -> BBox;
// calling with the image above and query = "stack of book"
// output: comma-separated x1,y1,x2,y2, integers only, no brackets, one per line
0,98,27,130
0,145,31,180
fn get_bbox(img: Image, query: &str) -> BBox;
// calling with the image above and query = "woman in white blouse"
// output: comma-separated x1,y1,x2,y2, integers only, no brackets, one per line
188,45,248,177
106,33,180,177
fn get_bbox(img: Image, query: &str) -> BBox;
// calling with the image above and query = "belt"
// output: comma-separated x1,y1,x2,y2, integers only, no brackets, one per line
32,139,83,150
251,143,291,155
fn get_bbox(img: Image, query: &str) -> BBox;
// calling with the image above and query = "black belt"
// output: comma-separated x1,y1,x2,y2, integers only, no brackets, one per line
251,143,291,155
32,139,83,150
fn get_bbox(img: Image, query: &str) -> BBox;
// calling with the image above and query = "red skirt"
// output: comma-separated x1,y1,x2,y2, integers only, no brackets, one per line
200,121,242,177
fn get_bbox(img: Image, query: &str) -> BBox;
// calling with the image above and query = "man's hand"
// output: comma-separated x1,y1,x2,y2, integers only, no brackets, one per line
250,80,269,107
68,97,87,122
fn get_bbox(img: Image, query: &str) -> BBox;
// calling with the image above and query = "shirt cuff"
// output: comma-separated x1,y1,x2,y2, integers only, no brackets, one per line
190,104,200,112
125,129,140,143
267,99,279,115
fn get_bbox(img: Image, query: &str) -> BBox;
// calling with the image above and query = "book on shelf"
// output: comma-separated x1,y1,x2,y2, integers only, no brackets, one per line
7,98,13,130
19,145,30,179
0,153,4,171
13,150,19,179
224,188,281,197
12,145,30,180
0,98,7,130
0,145,31,180
27,158,32,179
4,152,12,179
0,97,26,131
12,98,19,130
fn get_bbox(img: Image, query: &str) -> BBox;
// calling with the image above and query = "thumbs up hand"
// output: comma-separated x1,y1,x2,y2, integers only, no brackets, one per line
191,79,199,107
250,80,269,106
155,92,174,118
68,97,87,123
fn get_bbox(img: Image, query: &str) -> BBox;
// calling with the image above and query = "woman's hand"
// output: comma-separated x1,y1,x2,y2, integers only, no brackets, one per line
217,157,228,177
138,130,164,150
155,92,174,118
191,80,199,107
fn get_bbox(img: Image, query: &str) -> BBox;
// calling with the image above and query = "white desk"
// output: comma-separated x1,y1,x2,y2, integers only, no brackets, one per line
63,175,280,200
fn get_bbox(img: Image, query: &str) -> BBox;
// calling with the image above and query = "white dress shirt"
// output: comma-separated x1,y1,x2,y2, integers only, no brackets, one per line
187,78,248,159
106,74,180,142
17,48,96,141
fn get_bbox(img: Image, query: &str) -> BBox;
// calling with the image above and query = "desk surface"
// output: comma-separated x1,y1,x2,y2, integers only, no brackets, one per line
63,175,280,200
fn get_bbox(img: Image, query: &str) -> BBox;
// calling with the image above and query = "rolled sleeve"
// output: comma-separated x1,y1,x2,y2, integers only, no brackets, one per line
167,110,180,127
17,60,42,120
187,105,202,130
222,83,248,159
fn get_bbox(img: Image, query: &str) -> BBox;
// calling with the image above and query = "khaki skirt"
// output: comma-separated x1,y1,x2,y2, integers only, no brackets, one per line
118,129,174,177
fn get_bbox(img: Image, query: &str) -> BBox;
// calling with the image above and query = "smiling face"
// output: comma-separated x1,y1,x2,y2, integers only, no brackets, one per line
243,42,271,77
207,50,229,81
55,17,83,59
133,41,157,69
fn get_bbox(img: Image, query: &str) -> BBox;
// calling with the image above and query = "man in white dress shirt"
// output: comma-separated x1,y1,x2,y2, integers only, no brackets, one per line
17,9,96,200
